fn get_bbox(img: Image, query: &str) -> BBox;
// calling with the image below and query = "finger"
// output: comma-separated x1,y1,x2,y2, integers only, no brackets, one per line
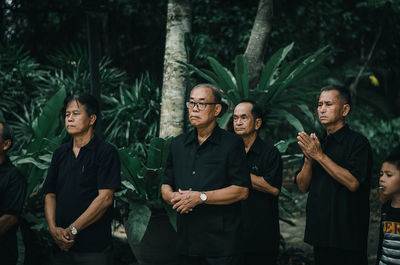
172,200,185,210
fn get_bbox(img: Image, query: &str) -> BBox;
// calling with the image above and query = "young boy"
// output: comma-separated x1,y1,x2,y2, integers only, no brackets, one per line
376,154,400,264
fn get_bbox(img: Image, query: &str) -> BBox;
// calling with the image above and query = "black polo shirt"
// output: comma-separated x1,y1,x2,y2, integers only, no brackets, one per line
297,124,372,250
241,136,282,254
163,125,251,257
43,134,121,252
0,157,26,263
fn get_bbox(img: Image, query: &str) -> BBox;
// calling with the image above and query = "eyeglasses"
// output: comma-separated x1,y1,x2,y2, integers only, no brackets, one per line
233,115,250,123
186,101,219,111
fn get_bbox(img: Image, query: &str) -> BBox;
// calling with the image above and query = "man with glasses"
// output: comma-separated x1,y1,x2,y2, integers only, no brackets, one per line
233,101,282,265
162,84,250,265
0,122,26,265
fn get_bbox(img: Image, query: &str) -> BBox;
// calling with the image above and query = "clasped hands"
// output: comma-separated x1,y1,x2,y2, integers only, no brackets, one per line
297,132,323,161
170,189,202,214
50,226,75,252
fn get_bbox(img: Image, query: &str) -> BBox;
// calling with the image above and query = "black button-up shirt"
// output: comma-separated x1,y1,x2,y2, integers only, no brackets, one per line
0,157,26,262
241,136,282,254
163,125,251,257
43,134,121,252
298,124,372,250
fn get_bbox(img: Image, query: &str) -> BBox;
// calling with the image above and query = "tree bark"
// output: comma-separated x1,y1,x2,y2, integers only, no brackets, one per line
244,0,273,89
159,0,191,138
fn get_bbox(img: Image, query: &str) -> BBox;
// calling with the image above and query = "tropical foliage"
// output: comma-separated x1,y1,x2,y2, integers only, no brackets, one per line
115,137,175,244
181,43,330,134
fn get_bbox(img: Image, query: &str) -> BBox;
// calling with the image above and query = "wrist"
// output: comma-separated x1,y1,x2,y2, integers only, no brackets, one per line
314,152,324,162
199,191,207,204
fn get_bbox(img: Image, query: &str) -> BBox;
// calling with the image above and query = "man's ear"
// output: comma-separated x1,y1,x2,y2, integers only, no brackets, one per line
255,118,262,131
342,104,350,117
215,104,222,117
2,139,12,152
89,114,97,126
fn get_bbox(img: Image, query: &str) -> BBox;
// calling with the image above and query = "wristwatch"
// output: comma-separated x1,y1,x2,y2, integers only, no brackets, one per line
200,192,208,203
69,225,78,236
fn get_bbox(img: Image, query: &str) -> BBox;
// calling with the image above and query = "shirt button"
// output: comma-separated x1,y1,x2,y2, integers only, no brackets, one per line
192,171,196,175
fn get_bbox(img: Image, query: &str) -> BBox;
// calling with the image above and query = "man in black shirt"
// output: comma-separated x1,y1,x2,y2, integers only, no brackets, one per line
43,94,120,265
233,101,282,265
161,84,250,265
296,86,372,265
0,122,26,265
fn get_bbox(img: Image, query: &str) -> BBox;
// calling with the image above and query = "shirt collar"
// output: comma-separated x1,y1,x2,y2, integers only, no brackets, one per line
248,135,263,155
324,124,349,143
184,125,222,146
68,133,99,150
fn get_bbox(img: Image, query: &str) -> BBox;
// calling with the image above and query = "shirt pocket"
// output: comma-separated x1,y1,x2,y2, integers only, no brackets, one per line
79,164,98,188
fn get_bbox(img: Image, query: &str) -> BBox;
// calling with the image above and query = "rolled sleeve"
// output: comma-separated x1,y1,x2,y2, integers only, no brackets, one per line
97,146,121,190
262,146,283,190
346,136,372,184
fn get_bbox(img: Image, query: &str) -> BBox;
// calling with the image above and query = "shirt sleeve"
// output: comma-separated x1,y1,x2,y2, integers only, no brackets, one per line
261,146,283,190
346,135,372,184
1,168,26,216
162,140,175,189
97,146,121,190
227,137,251,188
42,148,61,194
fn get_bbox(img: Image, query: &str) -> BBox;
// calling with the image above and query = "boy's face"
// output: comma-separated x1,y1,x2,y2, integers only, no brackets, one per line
379,162,400,197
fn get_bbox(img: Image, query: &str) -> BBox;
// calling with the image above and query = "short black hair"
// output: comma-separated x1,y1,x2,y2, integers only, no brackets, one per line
320,85,352,106
239,99,263,121
64,93,100,126
191,84,227,117
0,121,14,149
383,154,400,171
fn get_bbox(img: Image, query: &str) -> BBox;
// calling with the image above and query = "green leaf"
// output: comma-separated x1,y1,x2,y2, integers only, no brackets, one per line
298,103,315,121
274,138,297,153
216,110,233,129
258,42,294,91
125,202,152,244
176,60,217,84
234,54,249,98
14,157,49,170
207,57,239,102
32,88,66,140
147,137,166,169
280,110,304,132
118,148,146,196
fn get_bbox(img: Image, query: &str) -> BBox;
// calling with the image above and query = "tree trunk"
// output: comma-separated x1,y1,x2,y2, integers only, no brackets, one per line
159,0,191,138
244,0,273,89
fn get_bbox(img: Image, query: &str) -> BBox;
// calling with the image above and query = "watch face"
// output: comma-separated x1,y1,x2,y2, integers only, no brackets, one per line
200,193,207,201
70,226,78,235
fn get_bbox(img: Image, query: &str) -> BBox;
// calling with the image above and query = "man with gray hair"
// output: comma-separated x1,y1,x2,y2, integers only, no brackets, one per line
0,121,26,265
162,84,250,265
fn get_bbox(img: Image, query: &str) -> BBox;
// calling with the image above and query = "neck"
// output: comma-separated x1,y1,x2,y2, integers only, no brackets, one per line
196,121,216,144
391,195,400,208
242,132,257,153
326,121,345,135
73,130,94,149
